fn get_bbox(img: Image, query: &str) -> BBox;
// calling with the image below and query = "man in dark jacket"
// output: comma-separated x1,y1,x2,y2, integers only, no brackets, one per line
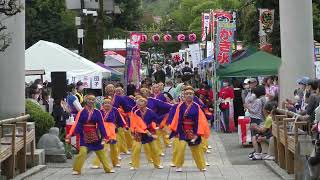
181,62,193,82
154,65,166,83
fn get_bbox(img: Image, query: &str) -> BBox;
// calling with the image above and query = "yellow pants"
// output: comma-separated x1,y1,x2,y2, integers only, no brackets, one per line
175,141,206,170
117,128,128,153
201,138,209,153
73,146,112,173
155,130,164,155
159,128,170,147
131,140,161,168
171,137,180,165
92,144,119,167
124,129,133,150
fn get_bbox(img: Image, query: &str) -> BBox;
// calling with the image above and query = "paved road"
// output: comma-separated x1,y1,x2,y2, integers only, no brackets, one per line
25,132,281,180
219,132,264,165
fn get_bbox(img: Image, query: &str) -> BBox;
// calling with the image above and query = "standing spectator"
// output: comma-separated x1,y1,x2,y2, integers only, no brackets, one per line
52,98,69,134
244,85,266,126
164,80,176,99
245,78,258,105
193,67,200,88
264,76,278,102
66,84,83,116
164,62,174,79
218,80,234,133
174,63,182,78
153,65,166,83
28,88,41,106
233,79,244,127
40,90,50,112
76,81,84,105
127,80,136,96
181,62,193,81
242,79,250,104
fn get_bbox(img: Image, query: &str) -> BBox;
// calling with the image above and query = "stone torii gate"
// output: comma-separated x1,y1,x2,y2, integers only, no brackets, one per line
0,0,25,119
278,0,315,102
0,1,316,117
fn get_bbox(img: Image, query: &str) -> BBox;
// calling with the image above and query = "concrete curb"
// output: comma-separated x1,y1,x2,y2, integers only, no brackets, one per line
264,160,294,180
13,165,47,180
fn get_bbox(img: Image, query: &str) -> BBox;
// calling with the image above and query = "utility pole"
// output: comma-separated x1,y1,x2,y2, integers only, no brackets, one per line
79,0,85,57
204,26,208,58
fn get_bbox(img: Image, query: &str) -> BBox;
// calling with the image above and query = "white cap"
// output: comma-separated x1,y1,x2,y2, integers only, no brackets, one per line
244,79,250,84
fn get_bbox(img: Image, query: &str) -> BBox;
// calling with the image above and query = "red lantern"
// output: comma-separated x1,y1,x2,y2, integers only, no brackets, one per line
189,33,197,42
163,34,172,42
141,34,147,43
177,34,185,42
152,34,160,43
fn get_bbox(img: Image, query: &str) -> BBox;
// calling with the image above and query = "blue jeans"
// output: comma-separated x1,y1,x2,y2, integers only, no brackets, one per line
250,118,262,136
222,109,230,132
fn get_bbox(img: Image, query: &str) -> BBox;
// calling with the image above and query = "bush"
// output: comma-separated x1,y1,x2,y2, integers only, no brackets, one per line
26,99,55,142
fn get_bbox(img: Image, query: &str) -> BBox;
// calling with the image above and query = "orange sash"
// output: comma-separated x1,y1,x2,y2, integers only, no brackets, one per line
67,109,83,137
128,112,147,133
103,122,116,140
159,114,169,129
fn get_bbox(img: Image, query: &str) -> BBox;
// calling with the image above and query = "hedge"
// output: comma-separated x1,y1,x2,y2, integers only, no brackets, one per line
25,99,55,142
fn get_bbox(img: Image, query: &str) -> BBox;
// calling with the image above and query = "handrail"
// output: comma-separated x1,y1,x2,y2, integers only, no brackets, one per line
0,115,30,125
275,108,309,122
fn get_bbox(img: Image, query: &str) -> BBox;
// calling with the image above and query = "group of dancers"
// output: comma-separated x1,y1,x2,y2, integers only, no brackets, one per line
66,83,212,175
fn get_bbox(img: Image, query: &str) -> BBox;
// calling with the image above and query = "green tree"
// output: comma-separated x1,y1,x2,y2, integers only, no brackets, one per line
26,0,77,49
314,1,320,42
238,0,320,56
114,0,143,30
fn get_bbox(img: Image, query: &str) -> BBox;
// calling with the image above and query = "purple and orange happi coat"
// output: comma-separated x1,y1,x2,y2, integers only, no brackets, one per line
168,102,210,143
128,108,163,144
107,94,136,124
177,95,213,120
100,107,127,144
67,108,109,151
130,97,172,127
153,93,168,103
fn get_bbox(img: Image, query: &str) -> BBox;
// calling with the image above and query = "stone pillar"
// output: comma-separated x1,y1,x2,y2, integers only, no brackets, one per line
279,0,315,102
0,0,25,119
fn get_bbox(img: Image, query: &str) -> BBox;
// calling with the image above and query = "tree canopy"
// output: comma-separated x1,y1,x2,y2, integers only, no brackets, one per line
26,0,143,61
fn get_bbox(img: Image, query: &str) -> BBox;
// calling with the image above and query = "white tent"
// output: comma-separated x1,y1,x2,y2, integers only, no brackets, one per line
25,40,111,88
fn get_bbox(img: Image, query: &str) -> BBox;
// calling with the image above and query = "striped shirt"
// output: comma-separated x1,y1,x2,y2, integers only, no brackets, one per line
248,98,263,120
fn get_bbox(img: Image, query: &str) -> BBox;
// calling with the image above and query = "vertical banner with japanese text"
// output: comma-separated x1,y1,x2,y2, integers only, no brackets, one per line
215,21,236,65
202,13,211,42
189,43,202,67
259,9,274,51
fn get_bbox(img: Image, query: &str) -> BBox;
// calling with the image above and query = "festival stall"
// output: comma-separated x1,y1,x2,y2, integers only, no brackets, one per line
217,50,281,144
104,51,125,70
96,62,123,81
217,51,281,77
25,40,111,89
